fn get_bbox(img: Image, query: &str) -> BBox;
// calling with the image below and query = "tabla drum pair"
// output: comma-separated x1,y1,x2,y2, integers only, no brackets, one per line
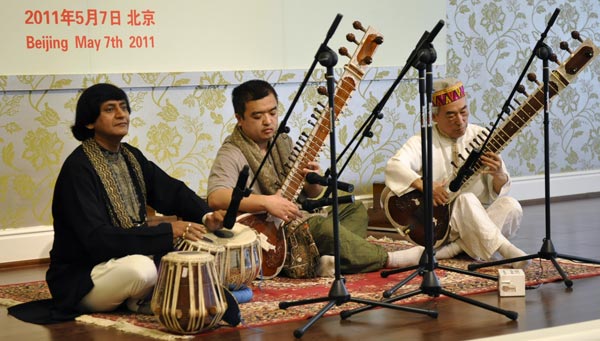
175,222,262,290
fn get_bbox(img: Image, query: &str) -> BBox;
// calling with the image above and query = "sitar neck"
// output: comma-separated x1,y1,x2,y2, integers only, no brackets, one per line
449,37,599,201
279,24,383,203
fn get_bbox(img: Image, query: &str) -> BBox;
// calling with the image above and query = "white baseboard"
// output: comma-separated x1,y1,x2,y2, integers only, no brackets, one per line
1,170,599,265
510,170,600,201
0,225,53,264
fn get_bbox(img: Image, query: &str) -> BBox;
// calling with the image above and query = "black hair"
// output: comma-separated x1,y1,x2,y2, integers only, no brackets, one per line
231,80,277,118
71,83,131,141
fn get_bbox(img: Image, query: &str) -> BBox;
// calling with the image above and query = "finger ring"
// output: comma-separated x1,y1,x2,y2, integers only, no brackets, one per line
182,232,187,239
186,223,191,233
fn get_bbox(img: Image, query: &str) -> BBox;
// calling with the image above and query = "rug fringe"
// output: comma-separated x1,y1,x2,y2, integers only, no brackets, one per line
76,315,193,340
0,297,22,307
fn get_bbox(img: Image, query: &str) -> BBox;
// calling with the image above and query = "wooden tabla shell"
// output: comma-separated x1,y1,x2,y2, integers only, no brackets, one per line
175,238,226,285
151,251,227,334
200,222,262,290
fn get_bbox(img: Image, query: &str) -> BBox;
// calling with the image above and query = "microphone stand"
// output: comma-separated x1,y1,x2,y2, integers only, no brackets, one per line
247,14,343,192
323,25,440,193
213,165,252,239
449,9,556,194
340,21,518,321
279,44,436,339
468,8,600,287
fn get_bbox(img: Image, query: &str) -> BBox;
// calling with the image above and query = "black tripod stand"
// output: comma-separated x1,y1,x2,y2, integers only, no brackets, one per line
340,22,517,321
467,8,600,287
278,42,437,339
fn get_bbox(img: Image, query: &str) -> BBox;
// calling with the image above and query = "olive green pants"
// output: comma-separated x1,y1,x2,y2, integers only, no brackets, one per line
308,201,388,273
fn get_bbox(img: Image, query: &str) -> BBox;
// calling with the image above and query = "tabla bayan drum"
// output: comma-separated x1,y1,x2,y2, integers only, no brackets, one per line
151,251,227,334
178,222,262,290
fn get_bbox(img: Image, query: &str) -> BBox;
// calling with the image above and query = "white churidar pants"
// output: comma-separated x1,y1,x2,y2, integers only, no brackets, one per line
78,254,157,313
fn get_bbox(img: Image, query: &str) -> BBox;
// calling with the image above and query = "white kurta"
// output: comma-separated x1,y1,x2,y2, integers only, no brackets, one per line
385,124,522,260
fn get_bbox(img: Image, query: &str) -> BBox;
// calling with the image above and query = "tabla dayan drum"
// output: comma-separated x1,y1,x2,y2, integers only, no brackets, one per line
175,238,226,285
177,222,262,290
151,251,227,334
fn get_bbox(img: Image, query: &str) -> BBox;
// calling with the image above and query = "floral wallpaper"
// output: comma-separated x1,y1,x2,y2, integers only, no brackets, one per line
1,0,599,230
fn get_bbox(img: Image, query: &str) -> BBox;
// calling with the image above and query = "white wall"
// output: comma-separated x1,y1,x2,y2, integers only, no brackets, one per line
2,0,446,75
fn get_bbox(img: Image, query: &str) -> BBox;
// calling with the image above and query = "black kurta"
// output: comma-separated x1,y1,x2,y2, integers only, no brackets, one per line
46,142,212,315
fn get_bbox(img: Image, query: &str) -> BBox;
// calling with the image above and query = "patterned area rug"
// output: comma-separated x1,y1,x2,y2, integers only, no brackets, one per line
2,237,600,340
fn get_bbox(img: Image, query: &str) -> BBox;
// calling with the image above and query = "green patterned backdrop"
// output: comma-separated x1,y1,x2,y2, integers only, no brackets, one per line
1,0,599,230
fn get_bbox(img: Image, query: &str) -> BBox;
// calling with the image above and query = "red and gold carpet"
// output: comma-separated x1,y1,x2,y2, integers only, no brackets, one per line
2,237,600,340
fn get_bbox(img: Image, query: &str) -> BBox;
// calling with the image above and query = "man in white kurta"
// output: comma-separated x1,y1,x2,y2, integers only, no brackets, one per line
385,78,528,268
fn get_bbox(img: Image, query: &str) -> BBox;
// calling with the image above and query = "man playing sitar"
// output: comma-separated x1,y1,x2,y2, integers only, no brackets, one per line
384,78,530,269
207,80,424,278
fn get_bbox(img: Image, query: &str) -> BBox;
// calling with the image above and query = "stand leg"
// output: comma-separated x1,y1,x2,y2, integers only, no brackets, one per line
344,41,518,322
468,20,596,288
468,238,600,288
341,268,518,320
278,40,437,338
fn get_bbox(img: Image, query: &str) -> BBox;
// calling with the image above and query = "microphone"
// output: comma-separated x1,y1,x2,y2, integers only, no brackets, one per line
426,20,445,45
223,165,250,229
547,8,560,30
302,195,354,211
325,13,343,41
449,149,481,192
305,172,354,193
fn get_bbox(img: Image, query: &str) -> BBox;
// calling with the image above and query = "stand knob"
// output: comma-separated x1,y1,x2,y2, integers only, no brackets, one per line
317,86,328,96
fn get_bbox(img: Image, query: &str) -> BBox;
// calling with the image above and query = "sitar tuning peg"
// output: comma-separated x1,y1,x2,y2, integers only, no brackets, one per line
317,86,328,96
361,56,373,65
571,30,583,43
338,47,351,59
346,33,359,45
527,73,541,86
560,41,572,54
353,21,366,32
550,53,561,66
517,84,528,97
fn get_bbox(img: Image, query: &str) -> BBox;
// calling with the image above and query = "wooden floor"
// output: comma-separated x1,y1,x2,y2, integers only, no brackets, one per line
2,196,600,340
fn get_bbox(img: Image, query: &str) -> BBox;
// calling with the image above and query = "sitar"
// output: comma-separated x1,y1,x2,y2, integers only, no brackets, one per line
237,22,383,278
383,34,599,249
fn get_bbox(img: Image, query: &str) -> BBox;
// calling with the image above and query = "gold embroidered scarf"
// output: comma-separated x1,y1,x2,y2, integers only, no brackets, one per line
82,139,147,228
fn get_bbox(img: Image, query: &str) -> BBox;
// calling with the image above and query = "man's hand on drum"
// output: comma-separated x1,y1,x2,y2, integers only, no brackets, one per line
202,210,226,232
264,190,302,223
173,221,206,241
